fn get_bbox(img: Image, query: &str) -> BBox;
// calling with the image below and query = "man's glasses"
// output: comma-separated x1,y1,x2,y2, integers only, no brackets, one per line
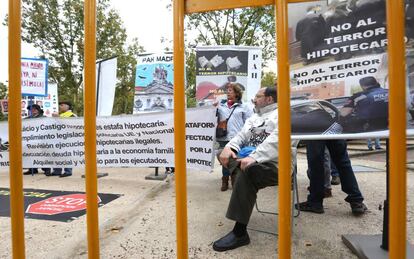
254,94,265,99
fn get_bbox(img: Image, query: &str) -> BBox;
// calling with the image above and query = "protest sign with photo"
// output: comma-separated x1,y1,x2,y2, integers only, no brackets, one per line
288,0,414,137
133,53,174,114
0,106,216,171
2,83,59,118
195,45,261,106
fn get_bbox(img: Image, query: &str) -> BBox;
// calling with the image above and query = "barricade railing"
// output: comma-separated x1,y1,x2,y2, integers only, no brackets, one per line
7,1,407,259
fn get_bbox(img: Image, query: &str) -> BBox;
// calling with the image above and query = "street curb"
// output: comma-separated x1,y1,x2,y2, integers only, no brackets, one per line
297,145,414,159
347,145,414,158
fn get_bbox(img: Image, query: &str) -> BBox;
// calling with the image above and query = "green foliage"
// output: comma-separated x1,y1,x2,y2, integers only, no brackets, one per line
185,49,197,108
112,38,144,114
19,0,144,115
186,6,275,60
0,82,7,99
261,71,277,88
182,7,276,104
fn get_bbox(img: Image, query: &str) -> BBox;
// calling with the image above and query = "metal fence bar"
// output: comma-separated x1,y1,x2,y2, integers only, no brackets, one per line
84,0,100,258
174,0,189,258
185,0,315,14
275,0,292,258
386,0,407,258
8,0,25,258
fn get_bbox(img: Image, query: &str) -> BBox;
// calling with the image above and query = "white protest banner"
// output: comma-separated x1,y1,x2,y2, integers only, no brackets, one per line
195,45,262,107
21,58,48,97
0,106,216,170
288,1,414,138
96,57,118,116
291,54,385,98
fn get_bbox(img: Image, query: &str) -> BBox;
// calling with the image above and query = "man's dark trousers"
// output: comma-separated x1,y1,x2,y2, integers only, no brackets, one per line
306,140,364,206
225,158,278,225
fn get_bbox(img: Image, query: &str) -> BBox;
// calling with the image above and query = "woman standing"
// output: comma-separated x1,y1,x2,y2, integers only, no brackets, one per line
216,83,252,191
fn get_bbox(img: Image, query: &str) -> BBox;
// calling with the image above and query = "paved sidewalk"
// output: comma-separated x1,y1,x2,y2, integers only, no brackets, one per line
0,144,413,258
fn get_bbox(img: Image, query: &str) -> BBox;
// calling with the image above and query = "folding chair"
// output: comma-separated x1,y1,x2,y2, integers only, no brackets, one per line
249,141,300,236
254,163,300,217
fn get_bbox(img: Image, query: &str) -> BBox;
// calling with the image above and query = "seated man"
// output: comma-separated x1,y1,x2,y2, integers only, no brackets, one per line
213,87,280,252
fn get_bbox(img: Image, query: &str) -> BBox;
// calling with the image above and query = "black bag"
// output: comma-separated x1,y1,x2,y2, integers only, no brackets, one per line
216,106,237,138
216,120,228,138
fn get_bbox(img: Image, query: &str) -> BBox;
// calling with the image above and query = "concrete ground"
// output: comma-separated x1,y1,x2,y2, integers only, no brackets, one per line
0,140,413,258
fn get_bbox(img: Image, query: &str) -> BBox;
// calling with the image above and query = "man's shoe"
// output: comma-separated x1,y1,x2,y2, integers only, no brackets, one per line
324,188,332,198
375,146,382,150
46,171,61,176
295,201,324,214
368,147,374,151
350,202,368,216
23,170,38,175
331,175,340,185
59,173,72,178
212,231,250,252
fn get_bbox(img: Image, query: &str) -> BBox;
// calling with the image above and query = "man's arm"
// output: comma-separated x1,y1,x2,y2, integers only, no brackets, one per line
238,129,278,171
220,115,255,169
340,95,357,117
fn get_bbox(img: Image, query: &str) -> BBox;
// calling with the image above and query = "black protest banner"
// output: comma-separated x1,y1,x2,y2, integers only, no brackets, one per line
0,188,120,222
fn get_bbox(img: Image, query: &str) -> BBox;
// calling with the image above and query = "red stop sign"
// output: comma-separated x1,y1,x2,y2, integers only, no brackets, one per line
26,194,101,215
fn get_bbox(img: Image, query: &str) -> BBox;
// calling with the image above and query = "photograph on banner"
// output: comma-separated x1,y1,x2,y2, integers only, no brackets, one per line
2,83,59,118
195,46,262,106
0,107,216,171
21,58,48,97
1,99,37,117
0,100,7,115
133,53,174,114
25,83,59,118
288,0,414,136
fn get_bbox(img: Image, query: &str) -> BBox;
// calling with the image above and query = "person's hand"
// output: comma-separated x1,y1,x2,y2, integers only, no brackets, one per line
212,100,219,107
339,107,353,117
238,156,256,171
219,146,237,168
52,112,59,117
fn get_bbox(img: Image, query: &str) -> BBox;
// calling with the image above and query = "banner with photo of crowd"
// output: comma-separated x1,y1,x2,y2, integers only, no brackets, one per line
133,53,174,114
288,0,414,138
195,45,262,107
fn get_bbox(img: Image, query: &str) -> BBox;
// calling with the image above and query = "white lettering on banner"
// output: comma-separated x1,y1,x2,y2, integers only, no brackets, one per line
305,17,388,60
0,107,216,171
